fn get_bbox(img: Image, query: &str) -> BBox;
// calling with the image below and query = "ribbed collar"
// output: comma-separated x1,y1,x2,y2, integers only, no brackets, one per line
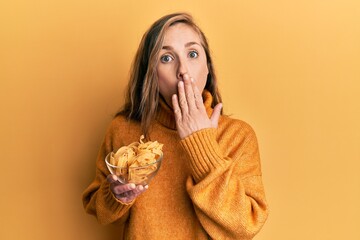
155,90,214,130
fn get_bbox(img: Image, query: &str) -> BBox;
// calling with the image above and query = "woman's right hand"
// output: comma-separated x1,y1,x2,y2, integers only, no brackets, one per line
107,174,148,203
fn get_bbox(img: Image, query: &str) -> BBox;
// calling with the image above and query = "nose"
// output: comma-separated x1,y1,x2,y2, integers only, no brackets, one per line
176,57,188,80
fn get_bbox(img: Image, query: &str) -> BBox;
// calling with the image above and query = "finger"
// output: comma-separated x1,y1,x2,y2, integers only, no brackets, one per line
107,174,118,183
132,185,145,195
210,103,223,128
172,94,182,121
116,185,148,202
183,74,196,110
132,185,149,198
177,81,189,114
133,184,144,193
116,193,134,203
192,81,204,110
112,183,136,195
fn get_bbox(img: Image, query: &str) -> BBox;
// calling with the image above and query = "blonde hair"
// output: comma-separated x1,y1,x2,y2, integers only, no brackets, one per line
118,12,222,137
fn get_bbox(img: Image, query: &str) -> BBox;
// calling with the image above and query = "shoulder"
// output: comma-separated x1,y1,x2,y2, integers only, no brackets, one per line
107,114,130,130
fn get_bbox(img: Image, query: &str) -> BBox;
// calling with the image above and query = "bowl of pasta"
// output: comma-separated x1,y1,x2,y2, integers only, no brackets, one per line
105,136,163,185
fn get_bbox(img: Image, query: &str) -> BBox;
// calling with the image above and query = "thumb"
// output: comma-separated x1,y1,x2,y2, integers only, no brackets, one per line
107,174,118,184
210,103,222,128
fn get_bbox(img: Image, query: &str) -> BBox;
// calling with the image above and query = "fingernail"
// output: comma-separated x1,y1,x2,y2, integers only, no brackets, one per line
190,77,194,82
179,81,184,87
144,185,149,189
129,183,136,189
183,73,189,80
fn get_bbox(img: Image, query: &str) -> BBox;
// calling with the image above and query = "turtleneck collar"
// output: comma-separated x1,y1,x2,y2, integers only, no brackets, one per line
155,90,214,130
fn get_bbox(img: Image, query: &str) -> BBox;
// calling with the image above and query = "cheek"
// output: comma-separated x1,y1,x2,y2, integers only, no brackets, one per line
157,69,177,99
193,62,209,91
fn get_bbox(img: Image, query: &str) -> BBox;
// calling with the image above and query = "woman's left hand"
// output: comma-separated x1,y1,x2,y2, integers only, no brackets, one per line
172,74,222,139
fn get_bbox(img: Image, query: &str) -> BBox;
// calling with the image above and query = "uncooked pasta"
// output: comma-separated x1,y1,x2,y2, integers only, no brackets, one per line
109,135,163,183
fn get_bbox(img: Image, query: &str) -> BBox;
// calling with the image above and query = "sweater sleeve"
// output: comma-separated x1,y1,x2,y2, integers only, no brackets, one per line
82,123,133,225
180,123,269,240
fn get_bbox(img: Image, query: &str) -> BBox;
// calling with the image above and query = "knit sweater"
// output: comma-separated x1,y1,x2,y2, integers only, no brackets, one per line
82,91,269,240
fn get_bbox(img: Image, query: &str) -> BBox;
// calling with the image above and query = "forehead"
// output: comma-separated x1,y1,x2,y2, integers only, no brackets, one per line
162,23,202,45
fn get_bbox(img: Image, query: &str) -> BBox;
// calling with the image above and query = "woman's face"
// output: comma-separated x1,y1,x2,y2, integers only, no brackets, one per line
156,23,209,107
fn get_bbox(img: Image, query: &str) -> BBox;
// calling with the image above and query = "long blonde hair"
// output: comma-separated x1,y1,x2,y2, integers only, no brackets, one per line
117,13,222,137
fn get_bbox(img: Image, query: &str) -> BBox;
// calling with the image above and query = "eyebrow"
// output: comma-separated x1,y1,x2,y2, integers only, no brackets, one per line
162,41,201,50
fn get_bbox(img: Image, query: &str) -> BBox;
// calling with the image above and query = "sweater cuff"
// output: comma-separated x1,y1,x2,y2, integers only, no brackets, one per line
101,181,133,216
180,128,228,182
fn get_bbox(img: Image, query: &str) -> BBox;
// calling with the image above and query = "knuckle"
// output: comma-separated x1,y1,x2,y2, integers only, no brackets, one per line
113,188,120,195
180,99,187,106
187,96,195,103
113,187,121,195
182,115,191,123
114,185,126,195
175,116,182,123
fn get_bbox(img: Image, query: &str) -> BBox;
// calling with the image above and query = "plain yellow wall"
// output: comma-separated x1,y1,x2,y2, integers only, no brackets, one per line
1,0,359,239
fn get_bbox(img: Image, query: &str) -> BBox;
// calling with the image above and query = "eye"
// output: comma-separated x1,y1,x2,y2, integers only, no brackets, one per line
160,54,174,63
189,51,198,58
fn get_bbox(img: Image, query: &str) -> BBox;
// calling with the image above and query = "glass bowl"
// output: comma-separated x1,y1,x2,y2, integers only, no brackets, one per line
105,152,163,185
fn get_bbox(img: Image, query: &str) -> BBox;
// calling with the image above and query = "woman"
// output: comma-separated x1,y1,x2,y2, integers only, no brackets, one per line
83,12,268,239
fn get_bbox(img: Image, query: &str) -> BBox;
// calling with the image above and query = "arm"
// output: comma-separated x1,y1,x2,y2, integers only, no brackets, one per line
82,124,134,225
181,126,268,239
172,75,268,239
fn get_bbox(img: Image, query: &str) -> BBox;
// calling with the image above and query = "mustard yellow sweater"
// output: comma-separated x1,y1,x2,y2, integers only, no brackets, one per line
82,91,269,239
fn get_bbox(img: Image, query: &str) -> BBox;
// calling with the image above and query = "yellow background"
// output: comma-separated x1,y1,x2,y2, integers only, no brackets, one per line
1,0,359,239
